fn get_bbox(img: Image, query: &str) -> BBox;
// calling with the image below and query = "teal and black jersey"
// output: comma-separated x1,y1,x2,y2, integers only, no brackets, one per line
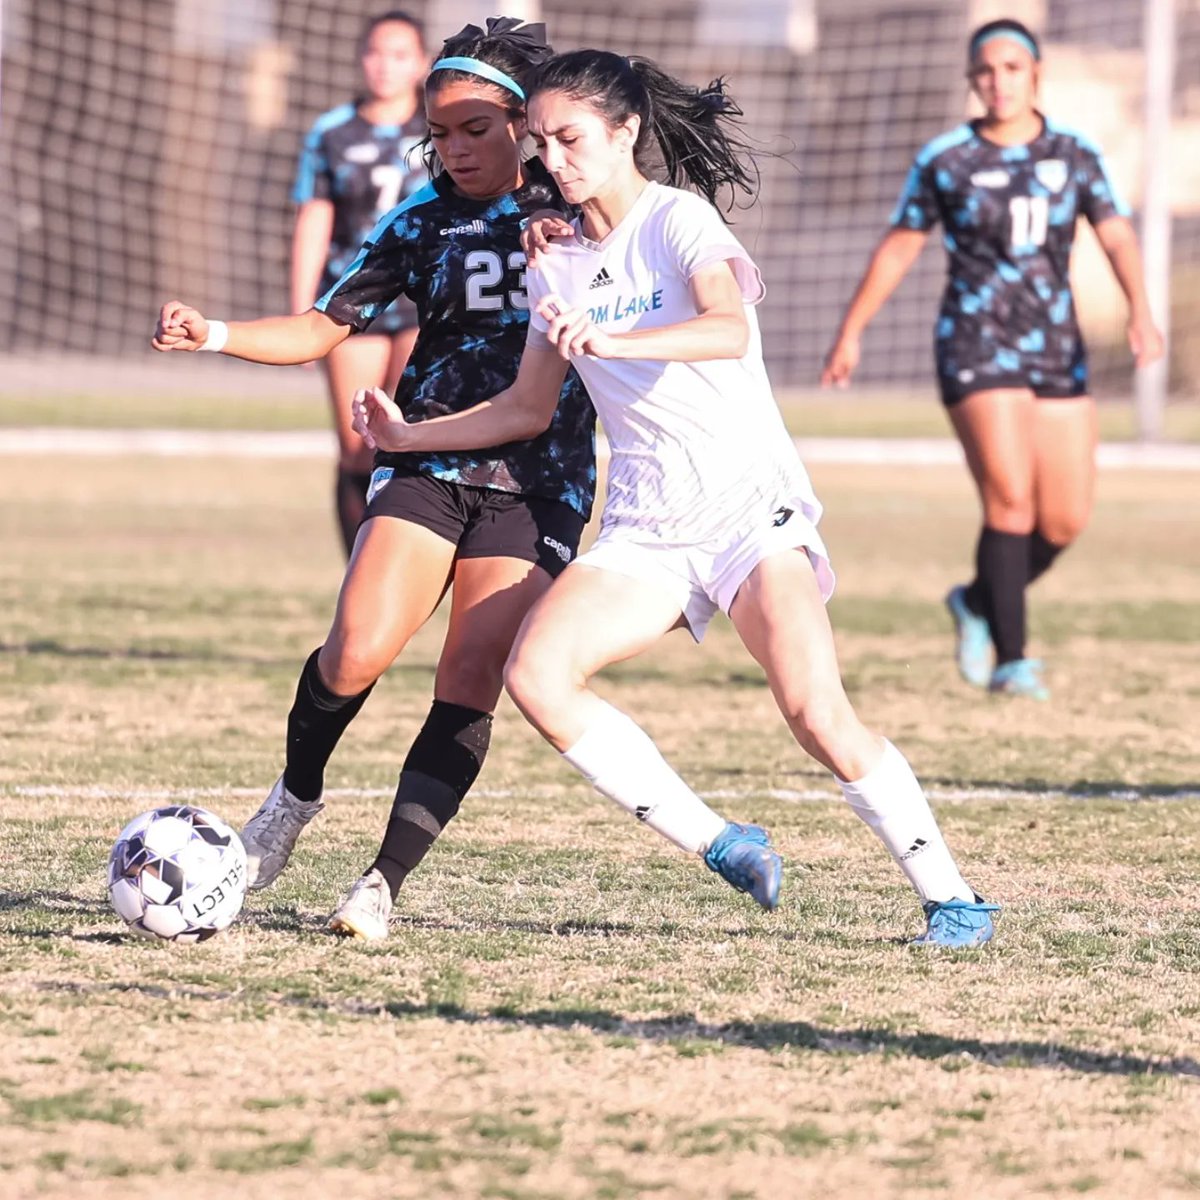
293,103,426,332
317,159,596,519
891,116,1129,402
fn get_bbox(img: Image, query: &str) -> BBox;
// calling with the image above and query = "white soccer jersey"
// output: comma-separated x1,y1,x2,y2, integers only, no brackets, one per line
526,182,820,546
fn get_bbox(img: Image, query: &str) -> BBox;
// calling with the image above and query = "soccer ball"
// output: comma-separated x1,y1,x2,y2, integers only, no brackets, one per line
107,805,248,942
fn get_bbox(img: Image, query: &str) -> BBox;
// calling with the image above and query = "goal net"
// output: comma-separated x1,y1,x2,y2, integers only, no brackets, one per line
2,0,1197,404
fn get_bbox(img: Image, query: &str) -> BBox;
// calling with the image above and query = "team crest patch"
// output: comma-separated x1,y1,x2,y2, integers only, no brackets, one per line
366,466,394,503
345,143,381,164
1034,159,1068,193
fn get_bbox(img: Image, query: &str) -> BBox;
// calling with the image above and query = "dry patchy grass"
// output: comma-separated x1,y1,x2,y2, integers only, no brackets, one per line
1,455,1199,1199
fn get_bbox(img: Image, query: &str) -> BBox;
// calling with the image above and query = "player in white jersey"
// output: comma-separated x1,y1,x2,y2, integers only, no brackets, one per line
353,50,999,946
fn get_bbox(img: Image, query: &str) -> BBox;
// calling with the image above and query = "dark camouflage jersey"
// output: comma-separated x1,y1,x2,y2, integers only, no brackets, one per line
891,116,1129,398
293,104,427,330
316,158,596,518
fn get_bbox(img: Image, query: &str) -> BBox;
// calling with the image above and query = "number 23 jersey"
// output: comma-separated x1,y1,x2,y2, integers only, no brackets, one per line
891,117,1129,392
316,158,596,520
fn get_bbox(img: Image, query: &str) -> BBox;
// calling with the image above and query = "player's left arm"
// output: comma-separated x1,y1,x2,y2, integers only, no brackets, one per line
538,260,749,362
351,345,572,453
1093,216,1165,368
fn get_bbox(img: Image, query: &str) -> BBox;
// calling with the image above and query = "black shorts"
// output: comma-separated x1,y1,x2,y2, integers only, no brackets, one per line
936,354,1089,408
363,467,584,578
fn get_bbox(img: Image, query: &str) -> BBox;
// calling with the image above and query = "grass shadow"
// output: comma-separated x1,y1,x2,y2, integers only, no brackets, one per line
33,980,1199,1078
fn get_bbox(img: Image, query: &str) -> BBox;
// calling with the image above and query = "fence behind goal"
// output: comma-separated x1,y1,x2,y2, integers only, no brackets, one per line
1,0,1197,406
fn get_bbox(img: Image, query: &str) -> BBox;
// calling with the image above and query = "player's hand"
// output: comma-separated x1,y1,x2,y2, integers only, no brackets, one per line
152,302,209,352
536,294,616,360
820,332,860,388
521,211,574,267
352,386,412,452
1128,313,1165,369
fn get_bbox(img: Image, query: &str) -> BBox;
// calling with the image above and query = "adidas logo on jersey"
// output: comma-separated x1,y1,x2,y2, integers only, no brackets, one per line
589,267,614,290
440,219,487,236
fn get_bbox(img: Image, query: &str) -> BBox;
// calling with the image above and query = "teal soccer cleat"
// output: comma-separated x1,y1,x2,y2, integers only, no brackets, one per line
944,585,992,688
912,895,1000,948
989,657,1049,701
703,822,782,911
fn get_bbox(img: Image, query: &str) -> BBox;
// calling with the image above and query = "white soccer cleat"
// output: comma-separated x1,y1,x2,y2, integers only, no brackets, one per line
328,869,392,941
240,774,324,891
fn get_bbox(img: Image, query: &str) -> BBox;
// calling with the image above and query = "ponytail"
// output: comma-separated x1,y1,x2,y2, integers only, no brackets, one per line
530,51,759,214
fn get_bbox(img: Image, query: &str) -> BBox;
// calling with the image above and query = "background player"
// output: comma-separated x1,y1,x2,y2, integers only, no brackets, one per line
354,49,999,947
292,9,429,555
822,18,1163,700
152,19,597,941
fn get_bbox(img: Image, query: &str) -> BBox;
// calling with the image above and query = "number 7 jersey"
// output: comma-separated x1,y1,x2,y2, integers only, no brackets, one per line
316,158,596,519
890,117,1129,400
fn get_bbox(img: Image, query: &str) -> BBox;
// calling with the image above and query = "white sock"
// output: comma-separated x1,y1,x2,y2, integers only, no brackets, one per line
837,740,974,903
561,700,728,855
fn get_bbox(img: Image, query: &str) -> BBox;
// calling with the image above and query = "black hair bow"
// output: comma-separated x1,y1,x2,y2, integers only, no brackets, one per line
446,17,548,47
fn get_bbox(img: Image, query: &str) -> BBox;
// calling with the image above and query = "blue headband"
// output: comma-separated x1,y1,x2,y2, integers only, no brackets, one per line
430,56,526,100
970,29,1040,62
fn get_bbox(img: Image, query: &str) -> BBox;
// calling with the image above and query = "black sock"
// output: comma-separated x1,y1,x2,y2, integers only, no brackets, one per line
283,649,375,803
371,700,493,898
335,468,372,559
963,528,1029,665
1028,530,1065,586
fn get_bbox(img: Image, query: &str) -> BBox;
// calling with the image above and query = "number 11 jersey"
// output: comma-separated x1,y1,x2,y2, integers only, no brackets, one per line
891,117,1129,402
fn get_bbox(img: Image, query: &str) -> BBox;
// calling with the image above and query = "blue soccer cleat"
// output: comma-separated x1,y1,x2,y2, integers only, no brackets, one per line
912,895,1000,948
944,584,992,688
989,657,1049,701
703,822,782,911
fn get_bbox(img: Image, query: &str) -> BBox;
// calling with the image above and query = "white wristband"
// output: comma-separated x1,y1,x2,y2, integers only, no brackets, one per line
199,320,229,352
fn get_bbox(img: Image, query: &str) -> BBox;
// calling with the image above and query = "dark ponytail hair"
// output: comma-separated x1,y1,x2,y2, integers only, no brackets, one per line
529,50,759,215
358,9,425,56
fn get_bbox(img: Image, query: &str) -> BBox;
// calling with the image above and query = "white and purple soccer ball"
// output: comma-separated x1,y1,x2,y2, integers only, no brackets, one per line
107,805,248,943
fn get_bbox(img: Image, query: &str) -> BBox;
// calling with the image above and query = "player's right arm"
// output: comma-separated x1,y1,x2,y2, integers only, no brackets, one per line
820,228,928,387
353,345,570,452
152,303,351,363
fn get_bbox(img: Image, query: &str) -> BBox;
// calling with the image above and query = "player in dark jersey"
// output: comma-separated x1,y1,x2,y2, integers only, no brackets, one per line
152,19,595,940
291,10,428,556
822,18,1163,701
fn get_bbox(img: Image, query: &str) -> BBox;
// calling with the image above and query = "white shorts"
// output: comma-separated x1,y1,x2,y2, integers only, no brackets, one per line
576,497,836,641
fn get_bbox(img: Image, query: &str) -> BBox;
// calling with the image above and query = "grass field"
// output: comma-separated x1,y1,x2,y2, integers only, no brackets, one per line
1,453,1199,1199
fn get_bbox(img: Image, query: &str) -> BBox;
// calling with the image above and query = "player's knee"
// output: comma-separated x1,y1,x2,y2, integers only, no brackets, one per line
1038,509,1089,547
982,482,1035,531
438,648,506,711
784,691,865,773
788,699,843,758
503,643,568,729
319,632,392,695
